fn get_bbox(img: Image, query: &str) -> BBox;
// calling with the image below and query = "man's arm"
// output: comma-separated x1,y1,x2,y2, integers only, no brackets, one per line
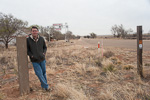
43,38,47,55
27,38,33,57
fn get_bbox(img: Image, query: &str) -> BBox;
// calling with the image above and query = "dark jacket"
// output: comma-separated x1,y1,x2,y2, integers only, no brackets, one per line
27,34,47,62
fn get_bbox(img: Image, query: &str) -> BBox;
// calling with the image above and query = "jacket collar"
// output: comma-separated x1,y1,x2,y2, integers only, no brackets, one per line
29,34,40,42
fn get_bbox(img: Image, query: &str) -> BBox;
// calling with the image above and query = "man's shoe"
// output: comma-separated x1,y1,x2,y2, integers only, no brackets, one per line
45,88,52,92
30,87,33,92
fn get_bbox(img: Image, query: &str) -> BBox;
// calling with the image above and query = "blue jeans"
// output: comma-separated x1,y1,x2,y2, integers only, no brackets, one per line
32,60,49,89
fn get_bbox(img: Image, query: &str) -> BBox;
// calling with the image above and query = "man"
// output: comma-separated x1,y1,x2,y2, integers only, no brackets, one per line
27,26,50,91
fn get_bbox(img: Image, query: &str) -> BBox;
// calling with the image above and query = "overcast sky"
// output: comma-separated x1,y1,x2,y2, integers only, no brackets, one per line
0,0,150,36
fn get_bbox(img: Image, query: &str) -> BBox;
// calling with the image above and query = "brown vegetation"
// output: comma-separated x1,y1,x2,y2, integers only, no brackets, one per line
0,40,150,100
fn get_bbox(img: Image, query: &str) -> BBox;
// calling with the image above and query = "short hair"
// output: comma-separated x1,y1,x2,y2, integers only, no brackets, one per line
31,26,39,31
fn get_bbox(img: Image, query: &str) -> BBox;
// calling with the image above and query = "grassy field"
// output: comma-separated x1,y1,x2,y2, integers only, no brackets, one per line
0,39,150,100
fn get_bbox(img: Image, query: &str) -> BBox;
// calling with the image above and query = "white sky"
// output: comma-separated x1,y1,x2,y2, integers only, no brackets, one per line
0,0,150,36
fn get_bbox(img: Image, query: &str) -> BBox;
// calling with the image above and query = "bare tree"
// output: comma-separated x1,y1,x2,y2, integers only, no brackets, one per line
39,26,49,35
44,27,65,41
111,24,133,38
53,31,65,40
0,12,28,48
76,35,80,39
66,31,75,41
111,25,118,37
90,32,97,38
148,30,150,34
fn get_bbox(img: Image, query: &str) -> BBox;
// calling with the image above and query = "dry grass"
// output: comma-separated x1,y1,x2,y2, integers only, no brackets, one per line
144,63,150,66
123,64,134,70
103,51,114,58
0,92,4,100
0,46,18,75
0,41,150,100
54,83,87,100
98,71,150,100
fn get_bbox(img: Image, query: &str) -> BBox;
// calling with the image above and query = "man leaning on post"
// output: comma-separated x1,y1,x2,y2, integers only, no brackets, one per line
27,26,51,92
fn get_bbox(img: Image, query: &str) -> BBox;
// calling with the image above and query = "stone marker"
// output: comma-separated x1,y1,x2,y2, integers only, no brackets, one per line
16,37,30,95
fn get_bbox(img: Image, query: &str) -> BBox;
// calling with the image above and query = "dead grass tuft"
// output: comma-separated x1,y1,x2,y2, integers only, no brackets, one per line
123,64,134,70
46,68,56,75
103,51,114,58
0,92,4,100
86,66,100,76
74,64,87,76
102,59,116,72
144,63,150,66
0,57,8,65
110,57,121,65
54,83,88,100
94,57,103,67
103,63,116,72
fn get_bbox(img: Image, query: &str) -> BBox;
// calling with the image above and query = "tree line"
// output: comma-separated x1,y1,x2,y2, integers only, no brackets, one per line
111,24,133,38
111,24,150,39
84,32,97,38
29,25,79,41
0,12,79,49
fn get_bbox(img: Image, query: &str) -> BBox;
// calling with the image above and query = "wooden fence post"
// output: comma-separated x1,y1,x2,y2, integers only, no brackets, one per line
137,26,144,78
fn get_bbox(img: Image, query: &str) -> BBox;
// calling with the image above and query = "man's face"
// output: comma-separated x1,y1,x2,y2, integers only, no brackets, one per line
31,28,38,37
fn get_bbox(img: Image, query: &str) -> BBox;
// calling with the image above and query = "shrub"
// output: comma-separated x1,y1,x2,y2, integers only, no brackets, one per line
0,93,4,100
103,63,116,72
103,51,114,58
0,57,7,65
95,58,103,67
145,63,150,66
123,64,134,70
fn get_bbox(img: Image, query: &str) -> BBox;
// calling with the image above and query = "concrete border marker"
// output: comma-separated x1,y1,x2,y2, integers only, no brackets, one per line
16,37,30,95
